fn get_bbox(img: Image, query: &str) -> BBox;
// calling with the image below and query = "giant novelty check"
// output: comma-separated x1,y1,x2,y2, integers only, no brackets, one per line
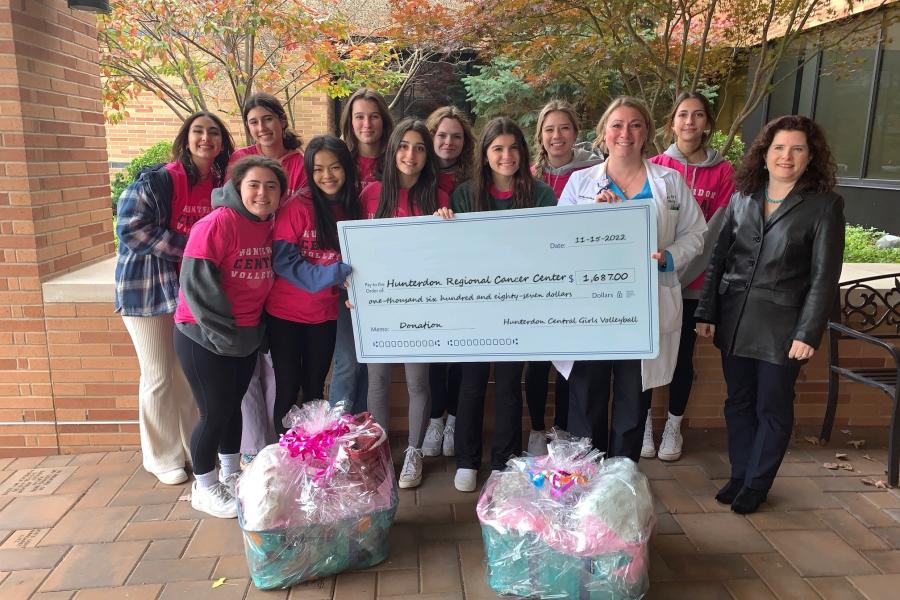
338,202,659,363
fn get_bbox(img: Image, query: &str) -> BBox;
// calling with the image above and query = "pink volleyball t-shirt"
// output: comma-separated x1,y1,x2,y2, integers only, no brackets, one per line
174,206,275,327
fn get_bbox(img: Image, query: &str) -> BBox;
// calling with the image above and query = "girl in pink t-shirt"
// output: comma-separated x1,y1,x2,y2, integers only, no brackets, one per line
330,88,396,417
228,93,307,462
228,93,307,197
266,135,358,434
357,119,447,491
339,88,394,187
174,156,285,519
115,111,234,488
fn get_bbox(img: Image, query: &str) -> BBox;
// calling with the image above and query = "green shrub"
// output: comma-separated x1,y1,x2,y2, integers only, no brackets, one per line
708,130,745,169
844,225,900,263
110,141,172,214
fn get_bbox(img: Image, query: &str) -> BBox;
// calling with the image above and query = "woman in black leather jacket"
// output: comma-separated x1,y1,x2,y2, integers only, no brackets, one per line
695,115,845,514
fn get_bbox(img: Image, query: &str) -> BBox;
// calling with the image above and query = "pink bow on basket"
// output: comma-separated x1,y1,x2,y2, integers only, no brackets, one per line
278,414,355,482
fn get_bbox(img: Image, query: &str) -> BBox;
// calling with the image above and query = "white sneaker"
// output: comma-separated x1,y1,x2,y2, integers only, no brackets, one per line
155,467,188,485
454,468,477,492
219,471,242,496
191,480,238,519
398,447,424,489
641,414,656,459
422,419,444,457
442,423,455,456
657,418,683,462
527,430,549,455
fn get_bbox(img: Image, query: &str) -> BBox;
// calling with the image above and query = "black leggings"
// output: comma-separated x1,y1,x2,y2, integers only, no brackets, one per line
523,361,569,431
429,363,461,419
668,298,700,416
174,329,258,475
267,314,337,434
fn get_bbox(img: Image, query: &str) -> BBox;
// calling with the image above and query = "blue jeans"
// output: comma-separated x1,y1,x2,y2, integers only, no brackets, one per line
329,300,368,413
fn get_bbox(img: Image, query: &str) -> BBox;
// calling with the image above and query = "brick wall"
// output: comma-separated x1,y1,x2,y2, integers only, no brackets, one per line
105,89,334,166
0,0,115,456
43,301,139,451
24,290,900,456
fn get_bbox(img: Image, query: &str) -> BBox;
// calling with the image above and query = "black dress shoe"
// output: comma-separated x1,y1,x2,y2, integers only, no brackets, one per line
731,487,768,514
715,478,743,505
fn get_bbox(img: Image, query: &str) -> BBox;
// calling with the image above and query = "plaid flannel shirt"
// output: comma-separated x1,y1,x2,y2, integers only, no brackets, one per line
114,165,187,316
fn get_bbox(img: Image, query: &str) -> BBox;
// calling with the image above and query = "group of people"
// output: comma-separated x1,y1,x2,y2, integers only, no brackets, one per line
115,86,844,519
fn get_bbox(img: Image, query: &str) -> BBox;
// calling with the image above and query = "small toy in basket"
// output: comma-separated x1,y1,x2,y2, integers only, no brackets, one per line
476,436,655,599
236,400,398,589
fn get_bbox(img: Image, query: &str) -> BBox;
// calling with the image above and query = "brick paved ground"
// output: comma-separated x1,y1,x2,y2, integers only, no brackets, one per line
0,428,899,599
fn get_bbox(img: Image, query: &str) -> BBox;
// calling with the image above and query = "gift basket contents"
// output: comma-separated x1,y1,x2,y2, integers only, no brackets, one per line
476,437,655,599
236,400,398,589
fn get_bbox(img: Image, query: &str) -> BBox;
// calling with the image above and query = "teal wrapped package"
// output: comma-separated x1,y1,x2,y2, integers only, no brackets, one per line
236,401,399,589
477,438,654,599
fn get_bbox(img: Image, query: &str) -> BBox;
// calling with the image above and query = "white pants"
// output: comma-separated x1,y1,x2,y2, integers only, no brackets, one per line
122,314,198,474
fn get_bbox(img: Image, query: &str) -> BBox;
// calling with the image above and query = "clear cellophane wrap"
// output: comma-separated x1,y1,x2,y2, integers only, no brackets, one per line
236,401,398,589
476,437,655,599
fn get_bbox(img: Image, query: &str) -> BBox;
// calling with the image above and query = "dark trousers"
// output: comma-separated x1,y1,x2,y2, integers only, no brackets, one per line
524,361,569,431
568,360,648,461
455,362,525,470
429,363,461,419
267,314,337,434
174,329,257,475
668,298,700,416
722,354,801,491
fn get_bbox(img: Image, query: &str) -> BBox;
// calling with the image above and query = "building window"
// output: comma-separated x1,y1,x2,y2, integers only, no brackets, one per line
814,43,876,178
764,10,898,186
866,20,900,181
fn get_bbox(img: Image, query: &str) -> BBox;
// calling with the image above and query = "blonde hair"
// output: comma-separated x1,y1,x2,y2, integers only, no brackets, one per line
533,100,580,179
592,96,655,157
425,106,475,182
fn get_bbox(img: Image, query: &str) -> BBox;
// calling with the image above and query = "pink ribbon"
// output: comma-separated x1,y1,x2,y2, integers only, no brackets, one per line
278,414,354,481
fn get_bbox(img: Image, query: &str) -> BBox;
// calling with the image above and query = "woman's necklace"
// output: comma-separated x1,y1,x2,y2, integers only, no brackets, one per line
765,187,785,204
607,164,644,197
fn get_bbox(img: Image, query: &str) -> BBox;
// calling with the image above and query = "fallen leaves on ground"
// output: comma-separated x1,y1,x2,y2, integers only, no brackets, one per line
848,439,866,449
804,436,820,446
212,577,227,588
835,453,849,460
824,462,839,470
861,478,888,489
863,454,876,462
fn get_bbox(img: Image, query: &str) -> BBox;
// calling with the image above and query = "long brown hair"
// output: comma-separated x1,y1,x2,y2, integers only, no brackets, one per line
242,92,302,151
375,118,439,218
472,117,536,212
425,106,475,183
664,91,716,147
533,100,580,178
734,115,837,195
171,111,234,187
339,88,394,157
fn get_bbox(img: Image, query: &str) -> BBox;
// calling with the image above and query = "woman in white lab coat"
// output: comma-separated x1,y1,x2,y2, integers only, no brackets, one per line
558,96,706,461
